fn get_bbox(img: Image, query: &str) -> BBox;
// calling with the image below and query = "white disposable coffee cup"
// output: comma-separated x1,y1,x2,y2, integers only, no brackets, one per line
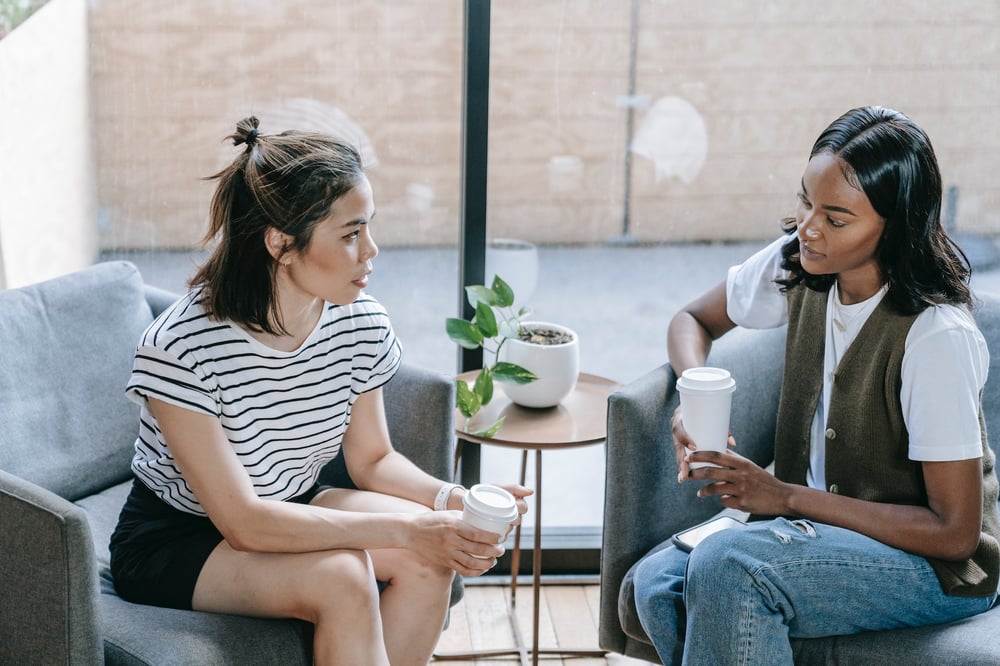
676,367,736,469
462,484,518,552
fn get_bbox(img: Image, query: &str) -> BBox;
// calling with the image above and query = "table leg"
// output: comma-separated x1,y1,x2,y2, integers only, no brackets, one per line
532,449,542,666
436,446,605,664
435,449,531,666
509,448,529,609
524,450,607,664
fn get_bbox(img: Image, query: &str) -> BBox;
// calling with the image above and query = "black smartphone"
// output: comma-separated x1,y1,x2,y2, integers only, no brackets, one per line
671,515,746,552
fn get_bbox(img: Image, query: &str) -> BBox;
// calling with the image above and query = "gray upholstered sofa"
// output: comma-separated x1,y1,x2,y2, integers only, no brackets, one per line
0,260,461,665
600,292,1000,665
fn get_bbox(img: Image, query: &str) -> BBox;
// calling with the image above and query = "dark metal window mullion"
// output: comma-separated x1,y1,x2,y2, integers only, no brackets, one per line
457,0,491,487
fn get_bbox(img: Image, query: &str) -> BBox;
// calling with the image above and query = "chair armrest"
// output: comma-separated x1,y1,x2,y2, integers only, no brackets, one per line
381,364,465,610
598,363,723,655
598,325,787,655
0,469,103,665
382,363,457,482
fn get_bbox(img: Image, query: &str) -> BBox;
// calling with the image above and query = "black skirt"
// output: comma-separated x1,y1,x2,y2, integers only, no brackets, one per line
109,477,327,610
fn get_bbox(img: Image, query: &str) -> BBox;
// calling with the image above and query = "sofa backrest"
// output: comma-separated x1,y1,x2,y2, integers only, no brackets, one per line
974,292,1000,458
0,261,154,501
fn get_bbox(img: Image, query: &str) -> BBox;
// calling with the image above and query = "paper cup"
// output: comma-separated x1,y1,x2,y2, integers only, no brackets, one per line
462,484,518,552
676,367,736,469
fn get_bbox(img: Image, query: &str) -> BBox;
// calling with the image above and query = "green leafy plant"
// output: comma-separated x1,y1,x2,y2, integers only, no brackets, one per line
446,275,537,437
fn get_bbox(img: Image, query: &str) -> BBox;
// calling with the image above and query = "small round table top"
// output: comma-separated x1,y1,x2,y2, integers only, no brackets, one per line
455,371,621,450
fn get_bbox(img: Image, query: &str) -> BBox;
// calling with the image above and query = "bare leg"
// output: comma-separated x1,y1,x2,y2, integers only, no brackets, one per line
314,489,455,665
193,543,390,666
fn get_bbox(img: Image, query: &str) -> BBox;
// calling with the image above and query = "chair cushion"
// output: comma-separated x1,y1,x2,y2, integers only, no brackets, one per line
0,261,152,500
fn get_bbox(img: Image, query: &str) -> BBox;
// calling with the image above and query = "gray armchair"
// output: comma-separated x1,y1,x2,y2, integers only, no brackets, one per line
600,294,1000,665
0,261,461,665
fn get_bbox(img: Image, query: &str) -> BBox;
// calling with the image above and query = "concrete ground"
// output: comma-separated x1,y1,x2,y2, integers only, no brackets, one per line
101,235,1000,531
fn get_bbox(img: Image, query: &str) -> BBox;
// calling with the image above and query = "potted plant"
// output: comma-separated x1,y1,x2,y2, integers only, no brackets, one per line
446,275,580,436
497,319,579,409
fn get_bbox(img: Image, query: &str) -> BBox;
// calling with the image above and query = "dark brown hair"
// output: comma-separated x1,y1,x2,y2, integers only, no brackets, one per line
191,116,365,334
777,106,971,314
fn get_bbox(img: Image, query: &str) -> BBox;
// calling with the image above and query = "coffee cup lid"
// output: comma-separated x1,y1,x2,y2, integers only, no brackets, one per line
464,484,518,521
676,366,736,392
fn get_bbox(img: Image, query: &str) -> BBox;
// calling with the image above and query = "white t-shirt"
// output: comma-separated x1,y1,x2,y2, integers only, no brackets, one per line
726,236,988,490
126,289,402,515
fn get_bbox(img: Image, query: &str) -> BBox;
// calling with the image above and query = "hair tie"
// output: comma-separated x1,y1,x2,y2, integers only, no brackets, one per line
246,128,259,148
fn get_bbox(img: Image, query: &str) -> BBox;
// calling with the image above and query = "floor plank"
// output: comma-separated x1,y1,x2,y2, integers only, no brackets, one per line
435,582,656,665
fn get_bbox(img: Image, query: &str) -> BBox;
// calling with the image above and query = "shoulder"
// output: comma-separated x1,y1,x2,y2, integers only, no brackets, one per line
906,303,988,378
138,289,238,355
726,236,796,329
910,302,982,342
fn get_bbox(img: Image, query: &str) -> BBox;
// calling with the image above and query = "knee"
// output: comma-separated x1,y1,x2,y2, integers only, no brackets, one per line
301,550,380,621
684,530,757,599
389,549,455,593
633,547,687,617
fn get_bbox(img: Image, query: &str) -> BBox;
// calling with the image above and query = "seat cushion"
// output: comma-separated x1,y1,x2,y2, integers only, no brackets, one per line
100,593,312,666
0,261,152,500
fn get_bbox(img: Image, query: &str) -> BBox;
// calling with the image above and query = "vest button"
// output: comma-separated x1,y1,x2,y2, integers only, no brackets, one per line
829,484,839,494
825,428,836,440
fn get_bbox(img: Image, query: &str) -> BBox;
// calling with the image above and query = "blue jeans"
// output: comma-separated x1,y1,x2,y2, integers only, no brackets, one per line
633,518,997,665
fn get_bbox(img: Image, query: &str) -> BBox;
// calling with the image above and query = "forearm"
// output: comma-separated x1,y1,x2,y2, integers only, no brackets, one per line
785,485,980,561
222,498,417,553
352,449,460,510
667,311,714,375
667,280,734,375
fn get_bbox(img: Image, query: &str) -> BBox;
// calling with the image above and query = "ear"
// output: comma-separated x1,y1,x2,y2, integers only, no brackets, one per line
264,227,292,263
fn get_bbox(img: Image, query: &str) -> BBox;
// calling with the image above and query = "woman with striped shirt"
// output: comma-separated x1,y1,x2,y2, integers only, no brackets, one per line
109,117,530,666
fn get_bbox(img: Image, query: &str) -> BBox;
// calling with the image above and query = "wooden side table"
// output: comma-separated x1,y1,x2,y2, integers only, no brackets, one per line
435,372,619,666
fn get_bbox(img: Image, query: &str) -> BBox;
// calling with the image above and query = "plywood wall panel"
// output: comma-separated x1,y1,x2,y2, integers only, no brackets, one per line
91,0,999,249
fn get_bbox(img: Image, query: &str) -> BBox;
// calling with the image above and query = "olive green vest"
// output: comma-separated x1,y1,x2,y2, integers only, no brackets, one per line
773,286,1000,597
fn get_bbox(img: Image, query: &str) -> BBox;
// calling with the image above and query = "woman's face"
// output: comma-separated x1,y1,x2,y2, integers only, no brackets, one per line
283,175,378,307
795,152,885,302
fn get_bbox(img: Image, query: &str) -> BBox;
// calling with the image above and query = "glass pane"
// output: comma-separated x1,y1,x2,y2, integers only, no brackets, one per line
89,0,464,367
481,0,1000,540
5,0,997,567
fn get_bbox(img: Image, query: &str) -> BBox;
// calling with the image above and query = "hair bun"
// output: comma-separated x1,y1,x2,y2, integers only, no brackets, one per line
233,116,261,149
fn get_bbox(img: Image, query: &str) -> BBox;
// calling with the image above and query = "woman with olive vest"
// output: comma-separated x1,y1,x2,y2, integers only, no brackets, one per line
633,106,999,665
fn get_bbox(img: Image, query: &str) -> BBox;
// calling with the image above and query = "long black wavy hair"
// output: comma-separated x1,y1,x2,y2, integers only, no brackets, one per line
777,106,971,314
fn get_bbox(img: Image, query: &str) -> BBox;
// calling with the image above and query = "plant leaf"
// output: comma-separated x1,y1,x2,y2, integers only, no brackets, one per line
474,301,498,338
466,285,499,308
497,317,521,340
446,318,484,349
491,275,514,308
473,416,505,439
493,361,538,384
474,365,494,405
455,378,481,418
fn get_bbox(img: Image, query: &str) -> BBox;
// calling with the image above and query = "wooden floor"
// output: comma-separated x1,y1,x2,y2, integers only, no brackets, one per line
433,582,655,665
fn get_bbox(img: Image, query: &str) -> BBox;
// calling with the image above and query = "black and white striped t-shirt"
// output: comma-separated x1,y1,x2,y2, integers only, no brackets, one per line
125,289,401,516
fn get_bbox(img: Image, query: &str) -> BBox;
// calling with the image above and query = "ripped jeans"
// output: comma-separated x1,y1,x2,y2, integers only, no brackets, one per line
633,518,997,666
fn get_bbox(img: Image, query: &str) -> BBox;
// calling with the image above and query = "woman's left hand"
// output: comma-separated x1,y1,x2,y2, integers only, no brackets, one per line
493,483,532,537
686,449,793,516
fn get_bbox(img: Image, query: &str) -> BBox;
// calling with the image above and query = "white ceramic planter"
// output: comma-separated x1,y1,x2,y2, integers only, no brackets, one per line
498,322,579,408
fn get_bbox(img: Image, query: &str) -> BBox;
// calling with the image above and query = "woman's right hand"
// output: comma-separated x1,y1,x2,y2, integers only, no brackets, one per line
671,405,695,482
671,404,736,483
412,510,506,577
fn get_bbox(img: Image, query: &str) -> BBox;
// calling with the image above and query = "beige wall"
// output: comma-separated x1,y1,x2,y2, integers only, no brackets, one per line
0,0,97,289
90,0,1000,250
